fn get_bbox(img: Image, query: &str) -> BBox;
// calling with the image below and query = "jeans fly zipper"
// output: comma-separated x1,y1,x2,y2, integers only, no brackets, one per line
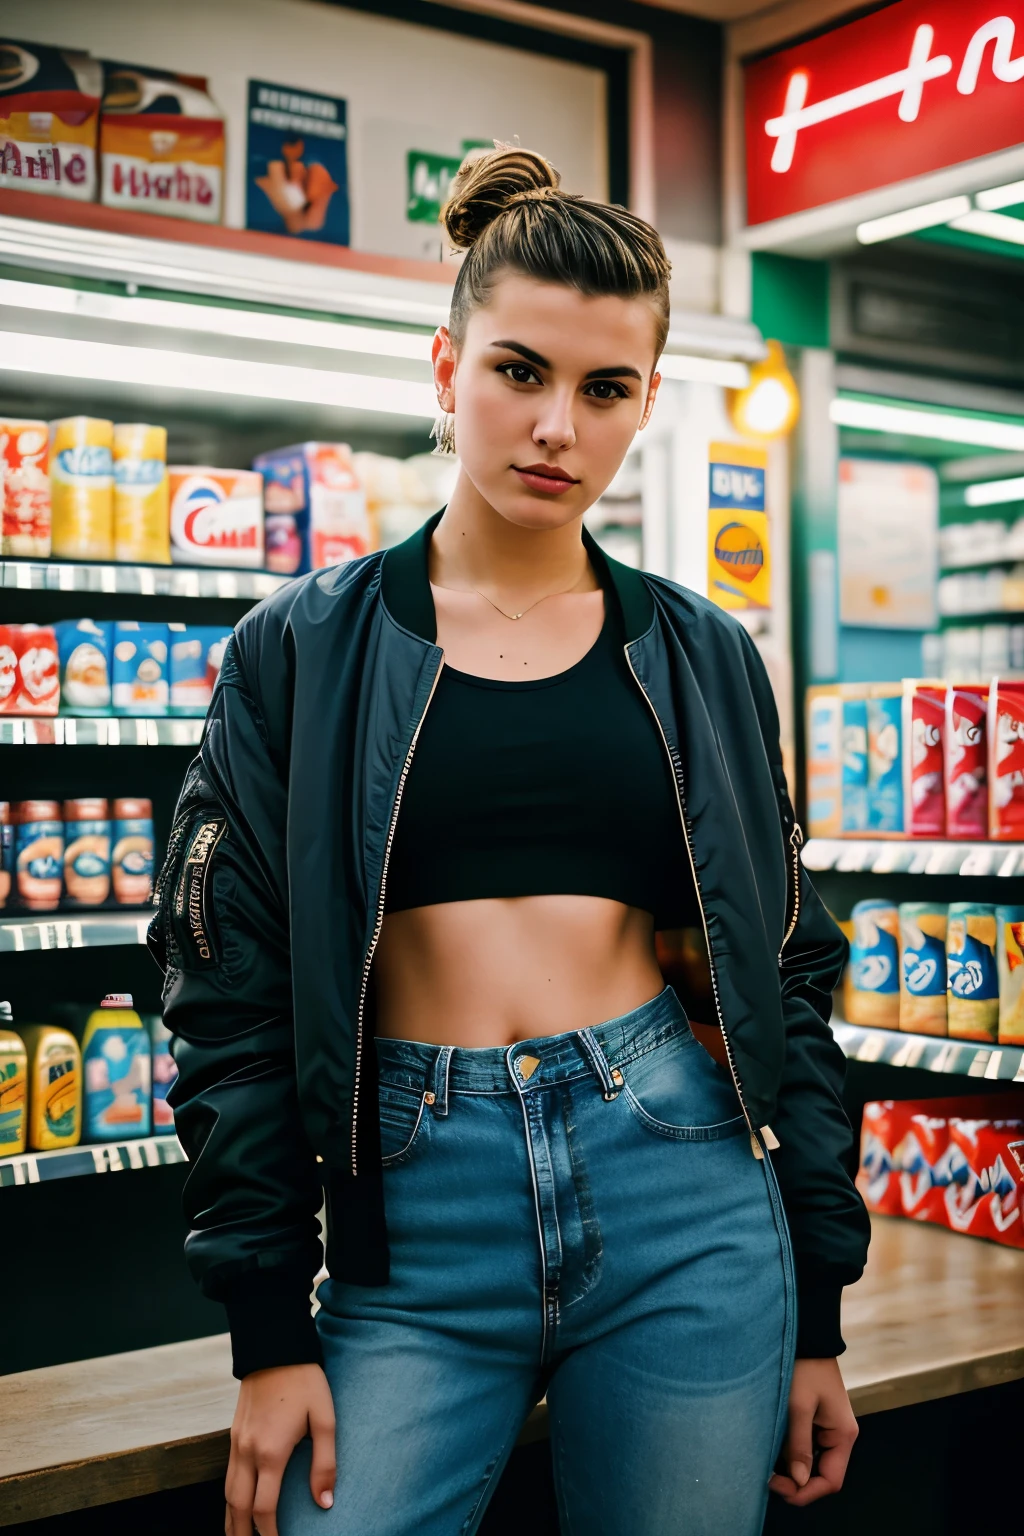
350,655,444,1175
623,644,768,1159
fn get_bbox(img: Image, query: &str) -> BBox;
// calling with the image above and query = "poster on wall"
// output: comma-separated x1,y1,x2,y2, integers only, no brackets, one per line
707,442,771,612
406,140,491,225
837,458,938,629
245,80,349,245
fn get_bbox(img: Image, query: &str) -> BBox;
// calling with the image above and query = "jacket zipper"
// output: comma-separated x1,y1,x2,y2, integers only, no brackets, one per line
623,644,768,1159
780,821,804,959
350,657,445,1175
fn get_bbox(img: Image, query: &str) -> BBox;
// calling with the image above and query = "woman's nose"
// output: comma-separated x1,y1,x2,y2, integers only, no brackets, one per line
533,396,576,452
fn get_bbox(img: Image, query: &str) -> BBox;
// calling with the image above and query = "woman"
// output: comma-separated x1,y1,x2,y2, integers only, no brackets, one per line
152,148,869,1536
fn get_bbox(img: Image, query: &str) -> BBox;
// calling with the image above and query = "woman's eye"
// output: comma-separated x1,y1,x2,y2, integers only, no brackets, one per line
499,362,541,385
584,380,628,401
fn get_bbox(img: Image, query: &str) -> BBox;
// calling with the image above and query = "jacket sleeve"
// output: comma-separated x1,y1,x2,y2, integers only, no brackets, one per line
739,633,871,1359
149,632,325,1380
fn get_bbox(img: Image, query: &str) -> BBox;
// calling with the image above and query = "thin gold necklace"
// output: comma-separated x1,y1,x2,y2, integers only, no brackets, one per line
471,584,581,621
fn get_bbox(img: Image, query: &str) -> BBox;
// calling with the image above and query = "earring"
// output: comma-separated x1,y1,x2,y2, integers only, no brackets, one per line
430,409,457,458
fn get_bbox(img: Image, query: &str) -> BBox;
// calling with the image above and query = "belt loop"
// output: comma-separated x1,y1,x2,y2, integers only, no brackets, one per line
426,1045,453,1117
576,1027,624,1101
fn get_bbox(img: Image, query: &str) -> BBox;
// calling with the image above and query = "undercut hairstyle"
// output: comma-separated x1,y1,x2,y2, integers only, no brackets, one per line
439,146,671,357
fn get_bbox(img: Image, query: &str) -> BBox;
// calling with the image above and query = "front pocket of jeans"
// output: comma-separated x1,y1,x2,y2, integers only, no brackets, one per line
378,1083,430,1166
620,1037,746,1142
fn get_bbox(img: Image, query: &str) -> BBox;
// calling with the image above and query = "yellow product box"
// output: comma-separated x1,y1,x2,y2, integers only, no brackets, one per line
100,65,224,224
50,417,114,562
0,41,100,201
114,423,170,564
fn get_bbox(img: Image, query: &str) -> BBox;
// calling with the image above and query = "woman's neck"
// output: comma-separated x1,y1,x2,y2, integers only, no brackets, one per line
430,470,598,599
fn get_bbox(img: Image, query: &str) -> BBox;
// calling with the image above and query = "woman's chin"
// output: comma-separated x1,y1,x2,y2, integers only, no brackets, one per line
488,490,587,533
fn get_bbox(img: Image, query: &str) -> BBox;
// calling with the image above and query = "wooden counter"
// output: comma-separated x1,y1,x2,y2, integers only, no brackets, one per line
2,1216,1023,1525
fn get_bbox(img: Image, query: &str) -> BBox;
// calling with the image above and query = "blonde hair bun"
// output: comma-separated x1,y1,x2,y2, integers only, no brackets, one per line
441,145,561,250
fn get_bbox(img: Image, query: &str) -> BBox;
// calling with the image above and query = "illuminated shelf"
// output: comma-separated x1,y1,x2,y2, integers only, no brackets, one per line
803,838,1024,877
832,1015,1024,1083
2,558,288,601
0,717,203,746
0,910,152,953
0,1134,184,1189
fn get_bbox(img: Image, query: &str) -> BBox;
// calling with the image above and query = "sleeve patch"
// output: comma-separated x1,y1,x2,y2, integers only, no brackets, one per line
174,817,228,967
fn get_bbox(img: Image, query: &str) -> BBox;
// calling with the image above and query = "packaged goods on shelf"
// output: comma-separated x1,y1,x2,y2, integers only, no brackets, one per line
938,565,1024,618
112,622,168,715
805,686,842,838
988,679,1024,841
147,1013,177,1133
63,798,111,908
0,624,59,715
841,685,869,834
111,798,153,906
1,419,50,557
946,683,989,839
867,684,903,834
56,618,113,715
13,800,62,911
254,442,370,575
899,902,947,1036
997,906,1024,1047
903,681,945,838
21,1024,80,1151
845,899,900,1028
353,452,457,549
0,1003,27,1156
0,39,101,201
947,903,1000,1043
169,468,264,568
50,417,114,561
113,423,170,565
99,63,224,224
168,624,232,715
0,803,10,908
940,517,1024,569
81,993,151,1142
1,796,152,912
858,1097,1024,1250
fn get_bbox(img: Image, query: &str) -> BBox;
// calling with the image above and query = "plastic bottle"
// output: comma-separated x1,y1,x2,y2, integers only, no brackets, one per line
21,1024,81,1150
146,1012,178,1134
14,800,63,911
0,1002,28,1156
111,799,154,905
62,797,111,908
80,993,151,1142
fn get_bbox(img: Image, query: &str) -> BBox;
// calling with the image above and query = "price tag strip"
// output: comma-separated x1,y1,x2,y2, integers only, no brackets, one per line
0,1136,185,1189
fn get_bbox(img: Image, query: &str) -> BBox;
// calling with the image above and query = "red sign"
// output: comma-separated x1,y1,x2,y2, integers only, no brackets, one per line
744,0,1024,225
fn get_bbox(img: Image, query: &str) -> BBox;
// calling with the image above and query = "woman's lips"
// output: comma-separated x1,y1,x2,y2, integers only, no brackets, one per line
513,467,579,495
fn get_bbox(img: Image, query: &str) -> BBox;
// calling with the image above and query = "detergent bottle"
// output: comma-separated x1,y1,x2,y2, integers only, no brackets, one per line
21,1024,81,1150
80,993,151,1143
0,1002,27,1156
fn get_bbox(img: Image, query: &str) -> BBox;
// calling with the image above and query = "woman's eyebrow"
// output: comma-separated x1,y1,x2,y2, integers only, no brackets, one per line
490,340,550,368
490,341,642,383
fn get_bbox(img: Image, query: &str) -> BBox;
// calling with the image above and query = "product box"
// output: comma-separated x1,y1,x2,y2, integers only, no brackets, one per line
49,417,114,562
805,686,842,839
168,468,264,568
945,683,988,840
867,685,904,835
988,678,1024,841
902,680,945,838
947,902,999,1043
113,422,169,564
100,63,223,223
253,442,370,576
996,905,1024,1047
0,419,50,556
899,902,947,1037
845,898,900,1028
841,686,869,835
111,622,168,715
0,625,58,715
168,623,232,715
55,618,113,716
0,39,101,200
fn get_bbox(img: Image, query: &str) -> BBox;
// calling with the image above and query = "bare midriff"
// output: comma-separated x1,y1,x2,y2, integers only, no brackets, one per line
373,895,665,1048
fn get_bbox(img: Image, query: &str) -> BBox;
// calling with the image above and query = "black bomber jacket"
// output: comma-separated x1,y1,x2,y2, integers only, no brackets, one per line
150,510,870,1379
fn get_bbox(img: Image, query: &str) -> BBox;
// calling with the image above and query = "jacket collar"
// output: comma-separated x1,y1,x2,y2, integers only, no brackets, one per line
381,506,655,644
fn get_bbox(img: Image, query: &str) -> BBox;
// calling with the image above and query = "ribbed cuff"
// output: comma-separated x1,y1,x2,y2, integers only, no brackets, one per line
795,1276,847,1359
223,1267,324,1380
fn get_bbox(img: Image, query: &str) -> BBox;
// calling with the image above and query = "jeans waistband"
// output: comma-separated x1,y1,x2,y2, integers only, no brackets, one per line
374,985,689,1103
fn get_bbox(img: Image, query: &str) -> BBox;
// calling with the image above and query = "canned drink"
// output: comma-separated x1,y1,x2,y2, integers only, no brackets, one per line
845,899,900,1028
112,797,154,905
62,797,111,907
113,423,170,564
899,902,948,1037
49,417,114,561
14,800,63,911
0,419,51,556
947,902,999,1043
996,905,1024,1048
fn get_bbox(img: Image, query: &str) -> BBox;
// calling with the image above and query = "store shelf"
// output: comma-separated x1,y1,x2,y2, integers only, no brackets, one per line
0,718,203,746
0,1134,184,1190
0,910,152,953
803,838,1024,877
2,558,288,601
832,1015,1024,1081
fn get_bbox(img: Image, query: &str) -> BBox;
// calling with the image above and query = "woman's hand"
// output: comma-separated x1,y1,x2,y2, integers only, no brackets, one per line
769,1357,858,1506
225,1363,336,1536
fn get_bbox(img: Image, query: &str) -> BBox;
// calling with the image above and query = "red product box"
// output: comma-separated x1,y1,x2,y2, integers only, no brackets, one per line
946,684,988,839
0,625,59,716
903,681,945,838
944,1118,1024,1248
989,679,1024,841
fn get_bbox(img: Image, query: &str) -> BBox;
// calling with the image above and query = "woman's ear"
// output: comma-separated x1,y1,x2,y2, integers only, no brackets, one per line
638,370,662,432
432,326,457,412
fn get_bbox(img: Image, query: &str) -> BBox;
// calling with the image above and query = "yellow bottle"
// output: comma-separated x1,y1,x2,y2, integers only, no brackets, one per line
0,1002,28,1157
50,416,114,561
113,423,170,564
21,1025,81,1150
80,993,151,1143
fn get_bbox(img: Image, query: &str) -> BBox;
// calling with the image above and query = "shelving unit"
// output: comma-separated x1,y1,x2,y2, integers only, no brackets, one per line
832,1015,1024,1082
0,911,152,953
803,838,1024,878
0,1134,183,1189
0,719,204,746
1,559,288,601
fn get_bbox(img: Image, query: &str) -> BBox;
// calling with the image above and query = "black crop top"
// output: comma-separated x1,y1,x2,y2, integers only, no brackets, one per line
384,584,698,930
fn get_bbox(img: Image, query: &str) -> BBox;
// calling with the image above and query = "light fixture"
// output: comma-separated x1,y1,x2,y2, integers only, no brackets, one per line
727,340,800,440
975,180,1024,211
964,475,1024,507
0,330,437,418
657,354,749,388
947,209,1024,246
831,397,1024,450
856,195,971,244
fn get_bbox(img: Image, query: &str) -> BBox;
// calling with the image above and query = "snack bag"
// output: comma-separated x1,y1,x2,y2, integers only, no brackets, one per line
805,686,842,839
996,905,1024,1047
846,899,900,1028
55,618,113,715
947,903,999,1042
945,684,988,840
253,443,370,576
169,468,263,568
899,902,947,1037
902,681,945,838
0,419,50,556
841,687,869,834
100,63,223,222
988,679,1024,841
867,685,903,834
0,39,101,200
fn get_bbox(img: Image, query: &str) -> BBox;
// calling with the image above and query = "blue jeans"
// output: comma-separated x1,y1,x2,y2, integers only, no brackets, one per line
279,987,795,1534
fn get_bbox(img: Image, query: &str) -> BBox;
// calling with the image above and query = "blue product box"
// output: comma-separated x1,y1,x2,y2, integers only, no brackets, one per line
55,619,113,716
252,442,368,577
168,624,233,716
841,691,869,834
867,689,904,834
111,622,169,716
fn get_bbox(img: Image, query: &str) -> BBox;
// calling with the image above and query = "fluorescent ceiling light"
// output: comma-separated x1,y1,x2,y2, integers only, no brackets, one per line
964,475,1024,507
657,354,749,387
0,330,436,418
0,277,433,361
976,180,1024,211
948,209,1024,246
856,195,970,244
830,397,1024,450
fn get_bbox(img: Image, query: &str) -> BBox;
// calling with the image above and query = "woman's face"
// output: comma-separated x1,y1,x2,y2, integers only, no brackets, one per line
432,273,662,531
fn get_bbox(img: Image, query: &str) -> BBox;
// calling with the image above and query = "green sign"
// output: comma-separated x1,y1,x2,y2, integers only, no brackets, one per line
407,150,463,224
